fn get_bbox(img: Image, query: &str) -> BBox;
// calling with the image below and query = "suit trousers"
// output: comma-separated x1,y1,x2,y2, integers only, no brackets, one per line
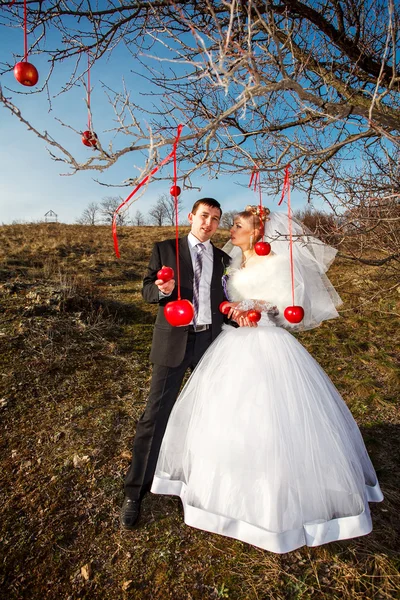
124,329,213,500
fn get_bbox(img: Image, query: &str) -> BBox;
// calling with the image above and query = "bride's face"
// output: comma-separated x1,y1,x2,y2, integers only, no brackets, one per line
230,216,255,250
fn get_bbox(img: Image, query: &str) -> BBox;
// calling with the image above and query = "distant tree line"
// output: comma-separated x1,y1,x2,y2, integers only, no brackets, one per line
76,194,187,227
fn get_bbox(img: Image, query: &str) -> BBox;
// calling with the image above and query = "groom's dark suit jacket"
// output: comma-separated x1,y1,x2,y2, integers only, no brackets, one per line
142,236,230,368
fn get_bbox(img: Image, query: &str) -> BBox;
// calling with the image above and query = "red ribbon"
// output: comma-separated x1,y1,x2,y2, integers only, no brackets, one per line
278,164,291,206
24,0,28,61
8,0,28,59
278,165,295,305
249,166,258,192
9,0,28,59
112,124,184,258
87,51,91,130
248,166,264,239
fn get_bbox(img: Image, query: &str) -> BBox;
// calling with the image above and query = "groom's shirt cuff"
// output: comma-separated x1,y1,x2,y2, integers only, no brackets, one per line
159,290,172,299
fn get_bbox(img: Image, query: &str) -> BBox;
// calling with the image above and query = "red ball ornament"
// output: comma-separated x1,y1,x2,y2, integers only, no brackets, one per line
254,241,271,256
82,130,98,147
247,309,262,322
170,185,181,197
157,266,174,283
219,301,230,315
14,61,39,87
164,299,194,327
284,306,305,324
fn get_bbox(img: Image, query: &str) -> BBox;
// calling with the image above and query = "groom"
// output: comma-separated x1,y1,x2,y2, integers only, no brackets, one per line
121,198,231,529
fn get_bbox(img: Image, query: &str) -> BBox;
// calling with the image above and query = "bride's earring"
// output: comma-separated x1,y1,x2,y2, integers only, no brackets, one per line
249,235,254,250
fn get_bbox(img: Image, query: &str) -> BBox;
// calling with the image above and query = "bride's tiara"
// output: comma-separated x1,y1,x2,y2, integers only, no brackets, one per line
245,205,271,222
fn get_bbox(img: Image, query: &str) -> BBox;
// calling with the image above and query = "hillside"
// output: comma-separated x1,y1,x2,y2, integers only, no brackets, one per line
0,223,399,600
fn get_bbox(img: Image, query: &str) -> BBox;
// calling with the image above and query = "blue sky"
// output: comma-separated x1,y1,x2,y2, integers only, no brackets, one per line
0,18,306,225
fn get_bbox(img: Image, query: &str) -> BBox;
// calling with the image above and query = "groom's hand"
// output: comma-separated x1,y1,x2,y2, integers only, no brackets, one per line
155,278,175,296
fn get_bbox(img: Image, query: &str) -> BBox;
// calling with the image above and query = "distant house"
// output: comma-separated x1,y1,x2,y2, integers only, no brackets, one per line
44,210,58,223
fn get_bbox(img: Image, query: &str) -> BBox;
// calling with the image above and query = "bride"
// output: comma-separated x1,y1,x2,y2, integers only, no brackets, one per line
151,205,383,553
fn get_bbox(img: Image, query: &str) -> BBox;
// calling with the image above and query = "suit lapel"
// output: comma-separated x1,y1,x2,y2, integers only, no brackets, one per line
211,243,225,288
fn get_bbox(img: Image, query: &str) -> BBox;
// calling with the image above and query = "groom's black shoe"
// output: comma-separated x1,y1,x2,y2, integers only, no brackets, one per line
120,497,141,530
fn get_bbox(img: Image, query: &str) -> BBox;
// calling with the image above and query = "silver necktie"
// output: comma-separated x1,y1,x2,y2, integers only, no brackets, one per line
192,243,205,328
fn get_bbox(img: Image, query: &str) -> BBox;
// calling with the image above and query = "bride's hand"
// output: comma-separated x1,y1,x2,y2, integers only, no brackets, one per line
236,311,258,327
226,302,239,320
228,306,258,328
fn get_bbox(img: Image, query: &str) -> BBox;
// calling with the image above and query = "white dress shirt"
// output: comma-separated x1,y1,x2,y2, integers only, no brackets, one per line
187,232,213,325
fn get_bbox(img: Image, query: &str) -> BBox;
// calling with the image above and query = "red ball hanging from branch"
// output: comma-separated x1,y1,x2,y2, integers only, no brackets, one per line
164,299,194,327
254,241,271,256
14,61,39,86
13,0,39,87
81,50,100,148
161,128,190,326
170,185,181,197
249,167,271,256
284,306,304,324
81,130,98,147
279,165,304,325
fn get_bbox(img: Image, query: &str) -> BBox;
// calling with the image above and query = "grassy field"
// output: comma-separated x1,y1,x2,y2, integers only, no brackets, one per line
0,223,399,600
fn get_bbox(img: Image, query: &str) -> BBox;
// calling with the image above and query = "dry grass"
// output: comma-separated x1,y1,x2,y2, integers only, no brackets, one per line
0,223,399,600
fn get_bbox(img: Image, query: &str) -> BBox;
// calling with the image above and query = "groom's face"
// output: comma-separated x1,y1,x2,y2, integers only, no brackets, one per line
188,203,221,242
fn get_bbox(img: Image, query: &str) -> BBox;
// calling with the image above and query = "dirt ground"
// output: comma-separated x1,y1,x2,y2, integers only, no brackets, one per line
0,224,399,599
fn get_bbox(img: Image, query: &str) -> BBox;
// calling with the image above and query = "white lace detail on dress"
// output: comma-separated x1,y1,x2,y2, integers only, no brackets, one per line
236,299,279,315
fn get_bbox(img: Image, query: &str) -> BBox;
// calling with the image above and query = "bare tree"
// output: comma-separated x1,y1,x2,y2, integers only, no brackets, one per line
292,194,400,293
293,208,338,245
76,202,101,225
100,197,129,226
336,194,400,268
148,198,167,226
1,0,399,246
158,193,184,226
220,211,238,230
133,210,146,226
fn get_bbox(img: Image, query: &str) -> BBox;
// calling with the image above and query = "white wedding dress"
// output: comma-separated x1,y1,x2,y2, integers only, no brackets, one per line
151,250,383,553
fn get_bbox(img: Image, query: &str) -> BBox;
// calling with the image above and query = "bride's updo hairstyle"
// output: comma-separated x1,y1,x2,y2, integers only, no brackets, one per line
236,205,271,242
